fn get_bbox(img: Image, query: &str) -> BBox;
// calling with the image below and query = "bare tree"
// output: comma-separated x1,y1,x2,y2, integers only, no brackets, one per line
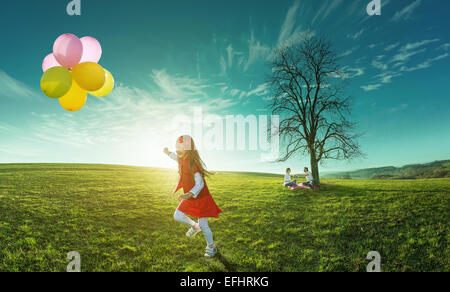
268,36,363,186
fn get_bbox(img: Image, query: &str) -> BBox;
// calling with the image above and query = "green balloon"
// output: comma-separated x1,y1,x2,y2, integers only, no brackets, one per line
40,67,72,98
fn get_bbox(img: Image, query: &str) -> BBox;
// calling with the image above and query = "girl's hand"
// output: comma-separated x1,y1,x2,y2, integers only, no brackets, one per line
163,147,170,155
177,193,194,201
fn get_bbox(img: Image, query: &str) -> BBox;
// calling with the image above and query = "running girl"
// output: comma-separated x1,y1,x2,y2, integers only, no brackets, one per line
163,135,222,257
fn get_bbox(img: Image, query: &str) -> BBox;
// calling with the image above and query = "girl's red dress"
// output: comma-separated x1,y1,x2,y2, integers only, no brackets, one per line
174,156,222,219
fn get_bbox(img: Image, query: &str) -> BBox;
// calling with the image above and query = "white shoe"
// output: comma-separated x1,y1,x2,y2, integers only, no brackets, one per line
204,246,217,258
186,226,201,238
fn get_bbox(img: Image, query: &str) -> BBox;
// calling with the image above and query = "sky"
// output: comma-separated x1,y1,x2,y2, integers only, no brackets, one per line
0,0,449,174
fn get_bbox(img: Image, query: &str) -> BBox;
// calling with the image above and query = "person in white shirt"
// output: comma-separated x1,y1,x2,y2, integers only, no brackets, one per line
301,167,314,188
284,168,298,187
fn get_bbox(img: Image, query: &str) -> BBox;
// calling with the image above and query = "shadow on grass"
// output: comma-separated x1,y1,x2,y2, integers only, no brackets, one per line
214,251,239,272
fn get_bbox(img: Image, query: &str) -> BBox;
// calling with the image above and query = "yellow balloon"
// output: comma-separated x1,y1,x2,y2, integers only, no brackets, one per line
40,67,72,98
72,62,106,92
59,80,87,112
90,69,114,97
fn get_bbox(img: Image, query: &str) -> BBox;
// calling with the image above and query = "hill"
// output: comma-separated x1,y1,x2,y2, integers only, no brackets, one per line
0,164,448,272
323,160,450,180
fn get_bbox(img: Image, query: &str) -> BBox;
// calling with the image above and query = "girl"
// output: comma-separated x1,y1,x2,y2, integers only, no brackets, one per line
284,168,298,187
163,135,222,257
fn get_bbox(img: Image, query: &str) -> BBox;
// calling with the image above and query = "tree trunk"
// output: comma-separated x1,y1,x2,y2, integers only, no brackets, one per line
310,154,320,186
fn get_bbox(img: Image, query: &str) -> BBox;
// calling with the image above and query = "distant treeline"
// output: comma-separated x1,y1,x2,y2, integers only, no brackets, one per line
323,160,450,180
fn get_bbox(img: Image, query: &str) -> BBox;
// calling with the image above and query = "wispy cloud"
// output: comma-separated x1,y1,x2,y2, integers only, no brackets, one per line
389,104,408,113
244,31,273,72
278,0,301,46
371,59,388,71
0,69,40,100
391,39,439,63
402,39,440,51
225,1,314,73
220,44,243,76
375,71,402,84
220,55,227,76
385,43,400,51
437,43,450,51
438,43,450,51
323,0,343,20
347,29,365,40
311,1,326,24
361,38,446,92
276,1,314,49
151,69,209,99
222,83,271,101
340,66,365,79
361,84,382,92
392,0,422,21
399,53,449,72
338,46,359,58
391,48,426,63
245,83,271,98
313,0,343,24
226,44,234,68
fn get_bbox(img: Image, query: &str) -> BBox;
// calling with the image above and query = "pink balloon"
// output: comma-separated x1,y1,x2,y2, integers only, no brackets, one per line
42,53,61,72
80,37,102,63
53,33,83,69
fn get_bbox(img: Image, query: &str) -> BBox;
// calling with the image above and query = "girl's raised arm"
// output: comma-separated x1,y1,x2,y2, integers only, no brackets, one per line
163,147,178,162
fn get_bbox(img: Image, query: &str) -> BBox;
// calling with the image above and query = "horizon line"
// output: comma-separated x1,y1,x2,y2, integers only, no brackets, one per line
0,158,448,174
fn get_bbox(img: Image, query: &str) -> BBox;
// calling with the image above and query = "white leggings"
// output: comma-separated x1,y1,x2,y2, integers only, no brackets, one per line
174,210,214,247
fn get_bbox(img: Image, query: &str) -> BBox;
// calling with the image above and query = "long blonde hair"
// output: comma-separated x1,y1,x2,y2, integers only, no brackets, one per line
177,136,212,183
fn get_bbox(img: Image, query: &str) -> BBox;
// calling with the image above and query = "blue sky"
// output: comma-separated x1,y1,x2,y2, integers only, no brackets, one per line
0,0,449,173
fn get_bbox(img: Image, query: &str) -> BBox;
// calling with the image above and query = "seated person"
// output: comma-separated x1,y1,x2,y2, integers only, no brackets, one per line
302,167,314,188
284,168,298,187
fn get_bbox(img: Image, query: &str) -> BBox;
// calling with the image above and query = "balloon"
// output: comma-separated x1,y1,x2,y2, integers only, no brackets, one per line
80,37,102,63
59,80,87,112
42,53,61,72
40,67,72,98
90,69,114,97
72,62,106,91
53,33,83,69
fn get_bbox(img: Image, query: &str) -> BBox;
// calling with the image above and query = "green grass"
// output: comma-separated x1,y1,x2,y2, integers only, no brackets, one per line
0,164,448,272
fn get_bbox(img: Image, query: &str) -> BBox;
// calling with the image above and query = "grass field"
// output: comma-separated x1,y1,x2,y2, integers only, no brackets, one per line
0,164,448,272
